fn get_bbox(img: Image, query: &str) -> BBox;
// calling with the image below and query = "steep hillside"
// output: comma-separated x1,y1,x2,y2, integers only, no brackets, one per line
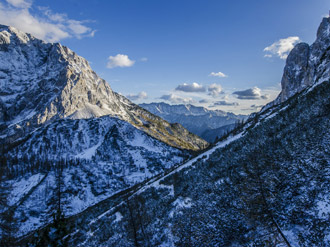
0,25,208,151
140,102,246,142
13,17,330,246
55,54,330,247
0,24,207,244
1,116,189,240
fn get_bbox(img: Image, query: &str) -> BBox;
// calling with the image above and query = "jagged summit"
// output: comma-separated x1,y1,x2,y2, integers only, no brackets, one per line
0,24,127,123
0,24,208,150
141,102,228,117
0,25,38,44
273,17,330,104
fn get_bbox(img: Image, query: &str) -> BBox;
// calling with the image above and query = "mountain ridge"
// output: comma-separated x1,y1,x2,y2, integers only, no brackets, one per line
0,24,208,151
2,16,330,246
29,17,330,246
140,102,246,142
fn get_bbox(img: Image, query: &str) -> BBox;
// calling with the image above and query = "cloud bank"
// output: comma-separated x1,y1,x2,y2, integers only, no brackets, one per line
0,0,95,42
208,83,223,97
160,94,194,104
126,91,148,101
212,100,239,106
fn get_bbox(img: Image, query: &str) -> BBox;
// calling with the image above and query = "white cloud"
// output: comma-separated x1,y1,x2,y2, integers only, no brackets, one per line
160,94,194,104
107,54,135,69
175,82,205,92
208,83,223,97
0,1,95,42
6,0,31,8
140,57,148,62
264,36,301,60
233,87,269,100
126,91,148,101
209,72,228,78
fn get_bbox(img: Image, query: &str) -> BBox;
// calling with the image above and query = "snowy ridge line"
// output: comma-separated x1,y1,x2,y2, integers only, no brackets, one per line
152,77,315,175
76,201,127,246
129,132,244,199
69,133,245,244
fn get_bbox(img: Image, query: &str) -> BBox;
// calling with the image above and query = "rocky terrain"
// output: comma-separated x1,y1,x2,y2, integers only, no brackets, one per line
0,24,206,245
1,16,330,247
0,25,208,151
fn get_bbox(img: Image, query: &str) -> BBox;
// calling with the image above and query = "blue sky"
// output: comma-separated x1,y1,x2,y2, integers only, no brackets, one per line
0,0,329,113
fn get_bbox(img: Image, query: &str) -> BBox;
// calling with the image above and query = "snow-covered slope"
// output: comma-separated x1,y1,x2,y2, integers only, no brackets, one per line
140,102,246,142
0,24,207,243
11,17,330,247
0,25,208,151
1,116,189,238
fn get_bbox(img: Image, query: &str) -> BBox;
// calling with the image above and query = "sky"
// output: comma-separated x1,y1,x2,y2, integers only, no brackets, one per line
0,0,329,114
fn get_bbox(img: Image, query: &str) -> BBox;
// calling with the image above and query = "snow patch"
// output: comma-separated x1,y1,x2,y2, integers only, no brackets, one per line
75,140,103,159
317,200,330,219
114,212,123,222
173,197,192,209
8,173,45,206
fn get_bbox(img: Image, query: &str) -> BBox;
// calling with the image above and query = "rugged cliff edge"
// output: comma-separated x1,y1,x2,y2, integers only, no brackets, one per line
0,25,208,151
271,17,330,105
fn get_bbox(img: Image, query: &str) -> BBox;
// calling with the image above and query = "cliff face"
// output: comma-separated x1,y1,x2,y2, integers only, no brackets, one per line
0,25,208,151
275,17,330,104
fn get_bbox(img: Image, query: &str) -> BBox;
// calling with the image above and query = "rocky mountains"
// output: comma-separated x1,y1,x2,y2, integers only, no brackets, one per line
1,16,330,246
140,102,246,143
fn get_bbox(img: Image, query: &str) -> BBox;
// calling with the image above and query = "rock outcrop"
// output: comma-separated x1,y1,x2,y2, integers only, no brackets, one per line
274,17,330,104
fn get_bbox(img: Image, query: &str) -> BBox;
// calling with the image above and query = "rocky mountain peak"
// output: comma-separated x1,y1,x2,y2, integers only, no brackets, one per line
279,42,310,102
0,25,35,44
0,24,208,151
316,17,330,40
0,24,123,127
273,17,330,105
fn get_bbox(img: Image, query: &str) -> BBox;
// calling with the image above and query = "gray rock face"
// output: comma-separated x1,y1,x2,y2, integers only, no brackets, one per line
274,17,330,104
279,43,310,102
0,25,127,125
0,25,208,150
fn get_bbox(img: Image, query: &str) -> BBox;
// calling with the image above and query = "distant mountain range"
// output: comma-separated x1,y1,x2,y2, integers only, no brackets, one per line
0,24,206,243
2,16,330,247
140,102,247,142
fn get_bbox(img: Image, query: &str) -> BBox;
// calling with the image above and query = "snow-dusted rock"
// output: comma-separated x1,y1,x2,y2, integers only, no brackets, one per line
0,25,208,151
273,17,330,105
